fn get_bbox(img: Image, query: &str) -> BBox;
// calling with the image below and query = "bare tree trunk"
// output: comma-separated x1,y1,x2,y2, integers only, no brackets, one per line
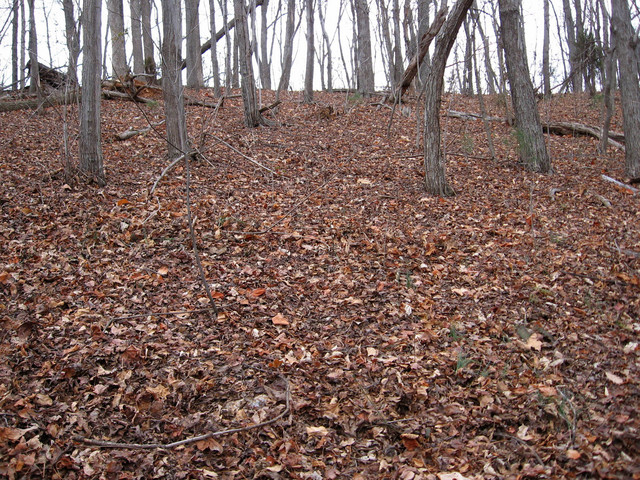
79,0,105,186
27,0,39,96
130,0,144,75
599,0,614,154
318,0,333,92
222,0,232,91
462,16,473,96
11,0,19,90
354,0,375,94
499,0,551,173
424,0,473,197
277,0,296,95
20,0,26,91
141,0,156,81
161,0,188,158
234,0,265,126
392,0,403,85
562,0,580,91
542,0,551,96
209,0,221,95
377,0,395,87
107,0,127,78
62,0,80,86
185,0,204,88
611,0,640,180
304,0,314,102
336,0,353,89
473,7,498,95
259,0,271,89
472,19,496,161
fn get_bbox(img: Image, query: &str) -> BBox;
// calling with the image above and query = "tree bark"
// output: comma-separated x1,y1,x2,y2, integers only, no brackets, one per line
354,0,375,94
304,0,314,103
234,0,265,126
107,0,127,78
611,0,640,180
161,0,188,159
27,0,39,95
62,0,80,86
259,0,271,89
542,0,551,96
499,0,551,173
562,0,580,91
79,0,105,186
318,0,333,92
277,0,297,95
185,0,204,88
11,0,18,90
141,0,156,80
209,0,221,96
423,0,473,197
130,0,144,75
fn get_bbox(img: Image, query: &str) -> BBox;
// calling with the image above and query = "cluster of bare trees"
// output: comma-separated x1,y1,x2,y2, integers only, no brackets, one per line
3,0,640,188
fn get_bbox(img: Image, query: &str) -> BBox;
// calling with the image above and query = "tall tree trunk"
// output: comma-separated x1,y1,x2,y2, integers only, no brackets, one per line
79,0,105,186
318,0,333,92
499,0,551,173
20,0,26,91
161,0,188,158
209,0,221,96
130,0,144,75
11,0,19,90
377,0,395,87
107,0,127,78
611,0,640,180
27,0,39,95
186,0,204,88
542,0,551,96
415,0,429,87
62,0,80,86
277,0,296,95
392,0,403,85
354,0,375,94
562,0,580,91
141,0,156,81
473,8,498,95
304,0,314,102
234,0,265,126
259,0,271,89
462,16,474,95
424,0,473,197
222,0,232,91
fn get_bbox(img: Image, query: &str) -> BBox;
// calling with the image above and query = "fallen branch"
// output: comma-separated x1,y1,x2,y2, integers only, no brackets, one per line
206,134,278,175
101,89,156,105
601,174,639,194
0,90,80,112
74,377,290,450
185,95,219,108
259,100,282,113
116,120,165,141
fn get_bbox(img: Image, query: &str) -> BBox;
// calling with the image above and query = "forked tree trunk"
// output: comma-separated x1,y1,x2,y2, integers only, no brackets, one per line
424,0,473,197
499,0,551,173
79,0,105,186
611,0,640,180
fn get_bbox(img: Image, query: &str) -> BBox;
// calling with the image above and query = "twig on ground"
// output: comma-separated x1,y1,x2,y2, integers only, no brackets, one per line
206,133,279,175
601,174,639,194
149,153,187,196
494,431,545,465
74,377,291,450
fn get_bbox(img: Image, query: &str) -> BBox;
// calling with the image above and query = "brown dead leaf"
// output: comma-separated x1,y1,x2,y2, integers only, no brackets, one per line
272,313,289,326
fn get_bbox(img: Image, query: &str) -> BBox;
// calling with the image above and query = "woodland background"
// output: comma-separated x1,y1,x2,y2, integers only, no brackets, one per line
0,0,639,478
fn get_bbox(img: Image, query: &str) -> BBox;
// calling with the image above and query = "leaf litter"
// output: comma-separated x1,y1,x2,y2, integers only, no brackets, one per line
0,90,638,479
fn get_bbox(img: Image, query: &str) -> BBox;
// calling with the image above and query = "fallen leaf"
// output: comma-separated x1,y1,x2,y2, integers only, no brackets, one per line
526,333,543,351
272,313,289,326
605,371,624,385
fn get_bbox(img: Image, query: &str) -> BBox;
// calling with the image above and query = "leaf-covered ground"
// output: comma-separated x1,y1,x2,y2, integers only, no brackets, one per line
1,90,638,479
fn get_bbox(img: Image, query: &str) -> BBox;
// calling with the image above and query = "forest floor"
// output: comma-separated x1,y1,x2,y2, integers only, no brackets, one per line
0,89,639,479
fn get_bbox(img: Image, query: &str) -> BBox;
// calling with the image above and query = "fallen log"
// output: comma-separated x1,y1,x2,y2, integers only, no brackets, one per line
0,90,80,112
601,174,639,194
445,110,626,150
116,120,165,141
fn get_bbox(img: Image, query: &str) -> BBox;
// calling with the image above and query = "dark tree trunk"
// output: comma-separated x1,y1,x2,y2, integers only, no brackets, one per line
542,0,551,96
11,0,19,90
354,0,375,94
499,0,551,173
611,0,640,180
141,0,156,80
27,0,39,95
304,0,314,102
161,0,188,158
259,0,271,89
79,0,105,186
186,0,204,88
209,0,221,96
234,0,265,126
130,0,144,75
108,0,127,78
424,0,473,197
277,0,296,95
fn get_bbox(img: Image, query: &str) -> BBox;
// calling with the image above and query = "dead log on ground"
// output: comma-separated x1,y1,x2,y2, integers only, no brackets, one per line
0,90,80,112
116,120,165,141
